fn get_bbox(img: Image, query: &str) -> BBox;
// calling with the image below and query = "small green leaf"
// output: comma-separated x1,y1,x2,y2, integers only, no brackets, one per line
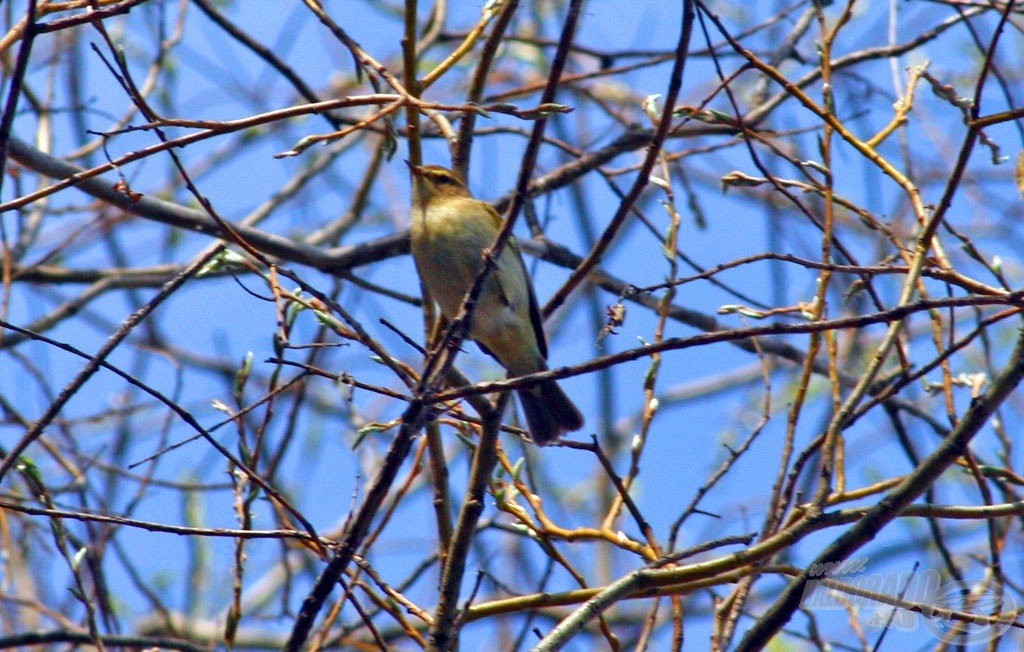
234,352,254,395
648,175,670,191
72,547,88,572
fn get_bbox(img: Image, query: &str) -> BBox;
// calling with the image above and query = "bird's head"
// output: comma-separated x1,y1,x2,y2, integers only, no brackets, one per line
406,162,471,205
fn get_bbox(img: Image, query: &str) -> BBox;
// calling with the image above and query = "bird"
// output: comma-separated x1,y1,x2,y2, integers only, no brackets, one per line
407,162,584,445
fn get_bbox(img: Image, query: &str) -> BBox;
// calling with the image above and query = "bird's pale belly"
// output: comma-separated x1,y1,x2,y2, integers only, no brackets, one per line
413,239,542,374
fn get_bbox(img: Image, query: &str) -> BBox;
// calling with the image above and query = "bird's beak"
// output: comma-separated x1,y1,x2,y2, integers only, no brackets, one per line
405,160,422,176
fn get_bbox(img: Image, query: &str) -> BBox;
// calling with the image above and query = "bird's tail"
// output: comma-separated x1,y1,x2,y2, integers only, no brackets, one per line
518,379,584,446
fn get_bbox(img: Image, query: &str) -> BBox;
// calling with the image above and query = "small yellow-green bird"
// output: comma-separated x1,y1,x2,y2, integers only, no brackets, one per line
408,162,584,445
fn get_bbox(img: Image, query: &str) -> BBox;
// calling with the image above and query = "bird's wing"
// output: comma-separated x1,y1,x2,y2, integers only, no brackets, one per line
482,202,548,360
510,237,548,360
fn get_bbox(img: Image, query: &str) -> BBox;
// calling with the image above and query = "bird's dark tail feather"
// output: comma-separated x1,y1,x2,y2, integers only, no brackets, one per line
518,379,584,446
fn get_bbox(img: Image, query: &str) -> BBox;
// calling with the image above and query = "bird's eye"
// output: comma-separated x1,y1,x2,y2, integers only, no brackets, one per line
436,174,457,186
